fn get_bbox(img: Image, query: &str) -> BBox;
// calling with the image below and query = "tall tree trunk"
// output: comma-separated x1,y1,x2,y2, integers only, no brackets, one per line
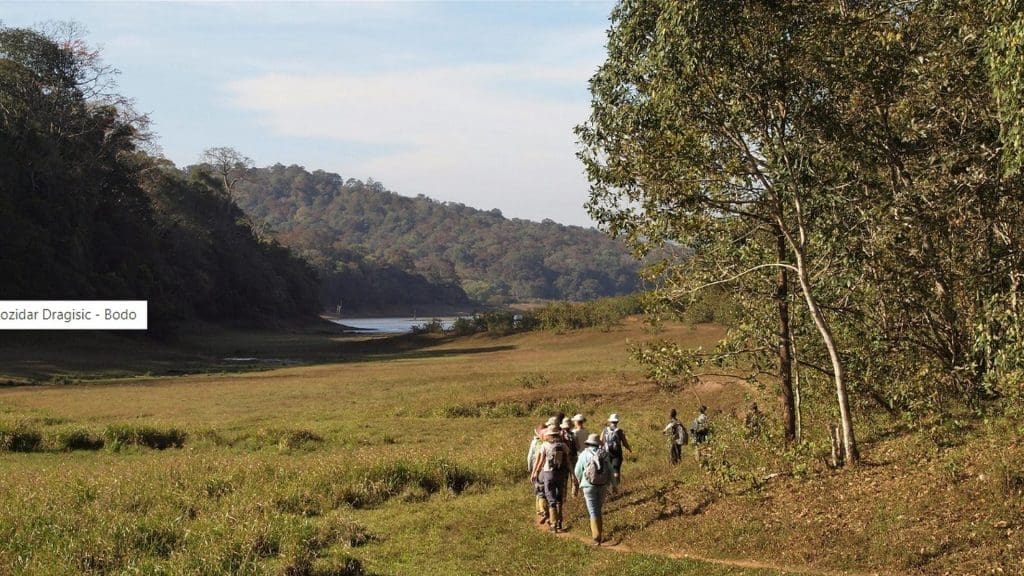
793,245,859,465
790,323,802,443
776,229,797,442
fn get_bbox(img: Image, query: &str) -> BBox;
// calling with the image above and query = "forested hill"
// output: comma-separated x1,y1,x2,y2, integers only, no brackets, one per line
0,26,321,329
233,164,641,305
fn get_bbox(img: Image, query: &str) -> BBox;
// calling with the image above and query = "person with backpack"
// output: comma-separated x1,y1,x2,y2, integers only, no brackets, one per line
691,405,710,444
662,408,688,465
574,433,612,545
530,425,570,532
527,423,549,525
560,418,579,498
601,413,632,491
569,413,588,497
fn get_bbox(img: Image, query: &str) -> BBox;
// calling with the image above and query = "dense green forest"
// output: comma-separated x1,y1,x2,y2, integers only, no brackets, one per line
230,165,641,306
0,24,643,322
579,0,1024,461
0,26,320,329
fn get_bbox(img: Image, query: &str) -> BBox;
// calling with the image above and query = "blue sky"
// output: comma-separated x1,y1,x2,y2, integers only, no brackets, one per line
1,1,615,227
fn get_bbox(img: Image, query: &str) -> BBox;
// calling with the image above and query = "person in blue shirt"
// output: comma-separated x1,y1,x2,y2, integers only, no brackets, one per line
574,433,613,545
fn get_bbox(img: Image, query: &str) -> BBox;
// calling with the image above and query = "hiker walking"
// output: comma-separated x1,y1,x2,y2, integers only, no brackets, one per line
575,433,612,545
560,418,579,499
530,425,570,532
528,417,558,525
570,413,589,454
691,405,710,444
662,408,688,465
601,413,632,491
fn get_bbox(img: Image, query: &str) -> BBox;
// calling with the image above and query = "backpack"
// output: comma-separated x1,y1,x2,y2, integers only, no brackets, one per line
603,427,622,454
675,422,689,446
545,441,567,471
584,448,611,486
692,415,708,433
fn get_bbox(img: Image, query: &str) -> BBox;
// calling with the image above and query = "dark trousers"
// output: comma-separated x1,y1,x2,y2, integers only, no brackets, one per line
670,442,681,465
540,470,566,507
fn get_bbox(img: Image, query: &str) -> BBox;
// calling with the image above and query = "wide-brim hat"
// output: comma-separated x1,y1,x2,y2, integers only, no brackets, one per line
584,433,601,446
543,425,560,438
545,416,559,427
607,413,620,423
560,420,571,429
571,413,585,422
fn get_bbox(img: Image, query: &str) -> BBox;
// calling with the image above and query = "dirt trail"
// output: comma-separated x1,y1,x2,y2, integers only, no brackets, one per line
536,523,888,576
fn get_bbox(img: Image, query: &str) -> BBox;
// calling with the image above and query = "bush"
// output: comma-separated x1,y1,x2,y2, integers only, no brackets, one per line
411,318,445,334
0,424,42,452
437,400,532,418
104,424,186,450
54,428,104,451
336,458,485,509
277,429,324,451
250,428,324,451
450,316,478,336
535,294,642,332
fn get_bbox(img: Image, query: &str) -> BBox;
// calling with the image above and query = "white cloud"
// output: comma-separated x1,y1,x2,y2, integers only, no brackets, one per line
224,63,597,226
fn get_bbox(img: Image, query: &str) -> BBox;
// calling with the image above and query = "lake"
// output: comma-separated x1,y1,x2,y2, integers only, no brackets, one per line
330,317,460,333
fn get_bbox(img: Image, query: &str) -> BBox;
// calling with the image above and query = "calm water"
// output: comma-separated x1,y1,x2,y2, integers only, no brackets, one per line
331,317,460,333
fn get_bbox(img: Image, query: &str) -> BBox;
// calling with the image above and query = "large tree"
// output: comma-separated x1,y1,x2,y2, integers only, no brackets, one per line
581,0,1024,449
579,0,860,461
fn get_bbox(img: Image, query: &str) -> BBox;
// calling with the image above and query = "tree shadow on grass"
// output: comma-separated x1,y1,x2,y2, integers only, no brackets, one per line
0,327,517,383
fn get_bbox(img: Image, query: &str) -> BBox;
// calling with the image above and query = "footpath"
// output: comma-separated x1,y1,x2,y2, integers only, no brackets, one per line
537,523,890,576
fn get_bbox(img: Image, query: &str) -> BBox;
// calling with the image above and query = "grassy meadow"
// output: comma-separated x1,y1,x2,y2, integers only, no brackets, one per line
0,320,775,576
2,319,1023,575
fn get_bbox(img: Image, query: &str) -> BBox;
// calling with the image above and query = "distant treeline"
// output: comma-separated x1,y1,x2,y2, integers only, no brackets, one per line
0,26,320,329
231,165,642,308
411,294,647,336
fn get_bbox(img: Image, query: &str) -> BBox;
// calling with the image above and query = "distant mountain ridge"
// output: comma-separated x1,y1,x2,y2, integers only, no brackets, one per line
233,164,641,308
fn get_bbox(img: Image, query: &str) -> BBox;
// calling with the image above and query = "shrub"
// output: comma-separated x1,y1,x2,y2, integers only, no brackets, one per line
275,492,323,517
251,428,324,451
411,318,445,334
54,428,104,451
0,425,42,452
535,294,643,332
278,429,324,451
104,424,186,450
450,316,478,336
336,458,486,509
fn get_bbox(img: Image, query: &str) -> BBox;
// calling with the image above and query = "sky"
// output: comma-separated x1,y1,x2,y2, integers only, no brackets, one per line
0,1,616,228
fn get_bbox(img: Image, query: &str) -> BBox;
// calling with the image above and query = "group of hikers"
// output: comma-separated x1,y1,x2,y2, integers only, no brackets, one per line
526,407,712,546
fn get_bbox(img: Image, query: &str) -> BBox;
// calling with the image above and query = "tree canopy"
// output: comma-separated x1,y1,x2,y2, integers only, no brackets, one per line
579,0,1024,462
230,164,643,308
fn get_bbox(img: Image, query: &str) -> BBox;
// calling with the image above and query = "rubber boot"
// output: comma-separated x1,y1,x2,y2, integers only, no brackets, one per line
537,497,549,526
592,517,603,545
550,504,561,533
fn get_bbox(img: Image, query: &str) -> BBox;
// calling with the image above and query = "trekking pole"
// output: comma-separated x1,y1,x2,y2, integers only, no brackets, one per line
690,387,704,408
